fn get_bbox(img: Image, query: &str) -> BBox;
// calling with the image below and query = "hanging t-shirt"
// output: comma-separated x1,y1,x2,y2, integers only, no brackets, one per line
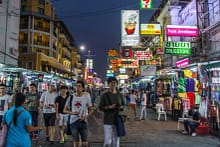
0,94,11,116
186,78,195,92
187,92,195,106
177,78,186,93
195,93,201,104
65,93,92,124
194,79,199,92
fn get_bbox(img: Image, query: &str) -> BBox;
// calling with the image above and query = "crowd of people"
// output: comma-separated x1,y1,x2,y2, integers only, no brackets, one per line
0,77,203,147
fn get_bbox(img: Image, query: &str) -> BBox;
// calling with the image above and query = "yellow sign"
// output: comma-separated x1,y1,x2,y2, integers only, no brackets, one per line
107,49,118,57
141,24,161,35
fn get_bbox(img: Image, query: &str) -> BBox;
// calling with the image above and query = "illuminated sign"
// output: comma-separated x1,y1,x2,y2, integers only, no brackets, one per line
134,51,152,60
165,41,191,55
166,25,198,37
176,58,189,68
118,59,139,68
118,74,129,80
86,59,93,69
122,48,133,58
121,10,140,46
140,0,152,9
119,68,126,74
107,49,118,57
106,73,115,77
140,65,156,76
141,24,161,35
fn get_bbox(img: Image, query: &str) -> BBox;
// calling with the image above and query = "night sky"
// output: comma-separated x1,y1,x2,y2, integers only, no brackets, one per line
53,0,162,80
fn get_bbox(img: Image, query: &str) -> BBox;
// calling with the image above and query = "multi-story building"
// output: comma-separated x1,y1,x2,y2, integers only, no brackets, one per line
19,0,81,77
0,0,21,66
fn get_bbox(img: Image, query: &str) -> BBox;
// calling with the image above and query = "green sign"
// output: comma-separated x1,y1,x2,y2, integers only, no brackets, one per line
165,41,191,55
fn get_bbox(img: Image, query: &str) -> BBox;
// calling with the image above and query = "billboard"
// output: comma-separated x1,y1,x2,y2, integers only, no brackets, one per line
140,0,153,9
118,59,139,68
141,24,161,35
164,41,191,55
121,10,140,46
176,58,189,68
134,51,152,60
166,25,198,37
140,65,156,76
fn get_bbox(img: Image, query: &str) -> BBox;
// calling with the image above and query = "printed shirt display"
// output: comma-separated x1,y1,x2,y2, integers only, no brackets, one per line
187,92,195,106
186,78,195,92
0,94,10,116
66,93,92,124
40,91,58,113
177,78,186,93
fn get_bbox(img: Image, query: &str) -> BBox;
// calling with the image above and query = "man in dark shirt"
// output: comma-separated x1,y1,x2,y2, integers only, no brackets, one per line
182,107,201,137
26,83,41,140
55,85,69,144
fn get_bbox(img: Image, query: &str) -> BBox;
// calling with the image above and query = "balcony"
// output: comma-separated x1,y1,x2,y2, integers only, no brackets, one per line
53,31,57,37
62,44,71,52
34,40,49,47
62,55,71,61
19,39,28,44
53,44,57,51
20,24,28,29
34,25,50,33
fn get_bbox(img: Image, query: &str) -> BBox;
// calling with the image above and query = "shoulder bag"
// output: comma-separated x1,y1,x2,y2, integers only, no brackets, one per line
66,95,73,135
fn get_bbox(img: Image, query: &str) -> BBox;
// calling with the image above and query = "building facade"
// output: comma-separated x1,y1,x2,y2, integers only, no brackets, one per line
19,0,81,77
0,0,21,65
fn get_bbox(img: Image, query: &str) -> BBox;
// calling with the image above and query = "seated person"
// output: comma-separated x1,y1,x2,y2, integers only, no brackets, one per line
182,107,201,137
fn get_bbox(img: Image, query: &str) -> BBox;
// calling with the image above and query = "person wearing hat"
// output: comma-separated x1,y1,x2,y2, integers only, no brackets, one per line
99,77,125,147
55,85,69,144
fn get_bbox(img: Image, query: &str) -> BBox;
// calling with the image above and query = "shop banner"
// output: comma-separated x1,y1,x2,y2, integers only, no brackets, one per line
176,58,189,68
134,51,152,60
165,41,191,55
140,0,153,9
141,24,161,35
166,25,198,37
140,65,156,76
121,10,140,46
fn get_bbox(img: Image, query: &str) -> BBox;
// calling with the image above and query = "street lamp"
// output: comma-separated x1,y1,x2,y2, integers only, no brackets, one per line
80,45,85,52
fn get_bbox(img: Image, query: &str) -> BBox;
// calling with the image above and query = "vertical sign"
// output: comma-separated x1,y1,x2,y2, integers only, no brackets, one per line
140,0,153,9
121,10,140,46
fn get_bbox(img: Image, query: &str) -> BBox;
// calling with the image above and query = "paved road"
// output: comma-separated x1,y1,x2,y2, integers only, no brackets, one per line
32,107,219,147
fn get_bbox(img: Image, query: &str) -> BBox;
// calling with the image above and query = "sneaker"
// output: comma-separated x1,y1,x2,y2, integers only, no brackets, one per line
182,131,189,134
46,136,49,141
64,133,68,141
192,133,196,137
59,140,64,144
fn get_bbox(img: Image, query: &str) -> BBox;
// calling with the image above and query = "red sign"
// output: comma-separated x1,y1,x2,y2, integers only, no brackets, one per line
118,59,139,68
122,48,133,58
134,51,152,60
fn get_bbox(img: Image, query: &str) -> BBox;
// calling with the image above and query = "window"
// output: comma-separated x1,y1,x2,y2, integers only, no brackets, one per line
38,0,45,5
24,33,28,41
37,49,41,52
37,35,42,42
21,5,26,12
21,47,27,53
38,7,44,15
37,22,43,28
27,62,33,69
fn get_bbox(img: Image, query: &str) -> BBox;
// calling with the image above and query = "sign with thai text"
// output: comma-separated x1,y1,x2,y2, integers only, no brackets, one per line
165,41,191,55
134,51,152,60
140,0,153,9
141,24,161,35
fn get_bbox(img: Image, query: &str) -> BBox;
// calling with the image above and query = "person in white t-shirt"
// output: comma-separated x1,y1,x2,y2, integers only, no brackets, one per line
140,89,147,120
40,83,58,144
0,83,12,124
129,90,137,118
64,80,93,147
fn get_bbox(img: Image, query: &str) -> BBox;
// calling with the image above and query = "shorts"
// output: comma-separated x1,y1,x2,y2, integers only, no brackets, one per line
57,113,68,126
70,120,88,142
43,113,56,126
129,104,136,109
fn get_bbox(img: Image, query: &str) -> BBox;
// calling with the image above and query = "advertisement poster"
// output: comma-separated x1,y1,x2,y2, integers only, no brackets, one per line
141,24,161,35
121,10,140,47
140,65,156,76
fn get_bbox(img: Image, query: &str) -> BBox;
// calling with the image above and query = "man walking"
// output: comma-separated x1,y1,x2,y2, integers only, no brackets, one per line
26,83,41,140
64,80,93,147
55,85,69,144
99,77,125,147
0,83,12,124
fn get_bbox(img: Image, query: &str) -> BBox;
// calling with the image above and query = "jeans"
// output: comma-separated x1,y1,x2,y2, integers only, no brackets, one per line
140,105,147,119
183,120,200,133
103,125,120,147
70,120,88,142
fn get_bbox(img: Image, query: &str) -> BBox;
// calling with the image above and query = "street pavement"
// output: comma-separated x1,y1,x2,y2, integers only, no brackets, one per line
32,107,219,147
